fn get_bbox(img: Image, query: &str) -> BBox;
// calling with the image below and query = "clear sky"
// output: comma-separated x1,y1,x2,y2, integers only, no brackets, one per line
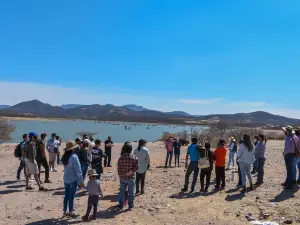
1,0,300,117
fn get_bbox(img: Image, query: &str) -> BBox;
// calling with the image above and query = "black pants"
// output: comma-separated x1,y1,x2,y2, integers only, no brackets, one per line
237,162,242,186
37,157,50,182
184,162,199,189
200,168,212,190
136,172,146,193
215,166,225,188
104,150,111,167
85,195,99,218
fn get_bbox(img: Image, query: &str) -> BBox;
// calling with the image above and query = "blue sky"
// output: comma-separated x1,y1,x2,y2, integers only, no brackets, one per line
1,0,300,117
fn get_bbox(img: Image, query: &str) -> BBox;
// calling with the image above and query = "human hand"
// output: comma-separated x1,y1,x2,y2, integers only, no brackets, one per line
185,163,188,169
100,193,104,198
78,183,84,188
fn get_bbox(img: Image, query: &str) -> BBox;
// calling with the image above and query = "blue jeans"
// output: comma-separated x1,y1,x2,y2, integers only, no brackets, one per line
227,151,236,168
81,163,89,182
63,181,78,212
184,161,199,189
165,151,173,167
292,157,300,182
17,158,26,179
118,179,135,208
257,157,265,184
239,162,252,186
284,153,296,187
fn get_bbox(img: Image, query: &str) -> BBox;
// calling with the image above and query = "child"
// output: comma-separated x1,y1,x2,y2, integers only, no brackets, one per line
82,169,103,221
213,140,227,190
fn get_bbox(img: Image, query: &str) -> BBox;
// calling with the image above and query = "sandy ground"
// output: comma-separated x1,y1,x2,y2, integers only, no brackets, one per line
0,141,300,225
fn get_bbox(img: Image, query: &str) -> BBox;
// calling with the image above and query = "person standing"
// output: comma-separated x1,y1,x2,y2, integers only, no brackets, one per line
61,141,84,218
117,143,139,209
236,139,244,188
104,136,114,167
199,142,214,192
214,140,227,190
36,133,51,183
173,137,182,167
164,136,174,168
181,137,200,193
16,134,29,180
282,125,298,189
292,127,300,185
46,133,60,172
77,140,91,183
133,139,150,195
255,134,267,186
227,137,237,170
251,136,259,174
24,132,46,191
56,135,62,164
237,134,255,192
91,139,105,180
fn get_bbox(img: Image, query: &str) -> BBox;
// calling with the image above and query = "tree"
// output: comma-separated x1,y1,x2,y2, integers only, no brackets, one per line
0,118,15,144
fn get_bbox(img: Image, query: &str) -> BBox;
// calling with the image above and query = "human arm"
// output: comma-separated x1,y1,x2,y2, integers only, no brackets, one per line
125,157,139,176
72,155,84,186
98,181,103,197
185,146,191,168
237,145,244,160
146,150,150,169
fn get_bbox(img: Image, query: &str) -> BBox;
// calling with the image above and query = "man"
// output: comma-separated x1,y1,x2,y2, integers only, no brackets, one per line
227,137,237,170
24,132,46,191
117,143,139,209
91,139,106,180
164,136,174,168
181,137,200,193
17,134,29,180
282,125,298,189
214,139,227,190
173,137,182,167
292,127,300,185
46,133,60,172
199,142,214,192
36,133,51,183
56,135,62,164
251,136,259,174
104,136,114,167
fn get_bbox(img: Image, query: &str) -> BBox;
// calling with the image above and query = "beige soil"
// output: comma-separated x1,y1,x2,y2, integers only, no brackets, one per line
0,141,299,225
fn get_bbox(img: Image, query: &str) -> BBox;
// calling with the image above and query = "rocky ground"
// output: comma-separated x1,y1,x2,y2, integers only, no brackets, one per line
0,141,300,225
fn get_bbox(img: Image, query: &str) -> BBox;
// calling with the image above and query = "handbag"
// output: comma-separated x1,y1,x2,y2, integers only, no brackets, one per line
198,149,210,169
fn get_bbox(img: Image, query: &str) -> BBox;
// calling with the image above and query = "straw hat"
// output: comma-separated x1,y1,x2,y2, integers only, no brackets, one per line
64,141,79,152
229,136,236,142
87,169,98,177
282,125,295,133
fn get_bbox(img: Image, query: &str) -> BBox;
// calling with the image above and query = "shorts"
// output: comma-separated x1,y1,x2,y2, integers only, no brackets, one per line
49,152,57,161
24,158,39,175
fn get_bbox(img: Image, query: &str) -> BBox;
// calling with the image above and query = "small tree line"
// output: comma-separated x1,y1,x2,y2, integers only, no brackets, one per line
0,118,15,144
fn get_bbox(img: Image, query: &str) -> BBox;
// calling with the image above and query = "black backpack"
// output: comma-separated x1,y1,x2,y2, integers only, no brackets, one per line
14,143,22,158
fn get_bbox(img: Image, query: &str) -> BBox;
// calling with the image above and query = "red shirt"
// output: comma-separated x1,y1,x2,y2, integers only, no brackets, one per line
214,147,227,167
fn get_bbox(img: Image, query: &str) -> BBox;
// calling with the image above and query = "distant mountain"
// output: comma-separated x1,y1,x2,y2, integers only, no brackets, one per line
122,104,149,112
0,105,10,109
61,104,83,109
166,111,191,117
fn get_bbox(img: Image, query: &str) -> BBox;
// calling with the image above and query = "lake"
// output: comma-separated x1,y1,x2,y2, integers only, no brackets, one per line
8,119,204,143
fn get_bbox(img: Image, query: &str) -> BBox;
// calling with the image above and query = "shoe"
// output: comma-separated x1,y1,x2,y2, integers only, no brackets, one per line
26,186,34,190
214,186,220,191
92,215,97,220
108,165,112,167
68,212,79,218
117,205,124,210
220,186,225,190
204,188,208,193
136,191,140,195
251,171,256,175
140,191,145,195
39,186,48,192
124,200,129,205
39,180,43,184
241,186,247,193
128,205,134,210
62,212,68,218
44,180,52,183
249,184,254,191
52,168,58,172
200,188,204,192
82,215,89,221
281,182,287,186
50,168,53,172
181,187,188,192
190,188,195,193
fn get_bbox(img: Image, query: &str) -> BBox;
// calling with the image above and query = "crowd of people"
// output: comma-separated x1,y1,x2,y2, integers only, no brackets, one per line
13,124,300,221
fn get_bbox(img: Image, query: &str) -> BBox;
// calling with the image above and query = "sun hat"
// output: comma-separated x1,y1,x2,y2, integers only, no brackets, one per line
229,136,236,142
64,141,79,152
87,169,98,177
83,139,91,144
294,126,300,131
282,125,295,133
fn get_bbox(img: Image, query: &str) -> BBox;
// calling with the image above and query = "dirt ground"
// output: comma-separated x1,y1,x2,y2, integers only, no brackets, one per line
0,141,300,225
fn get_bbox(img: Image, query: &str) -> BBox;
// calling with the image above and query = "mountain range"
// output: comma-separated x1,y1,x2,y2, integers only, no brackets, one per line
0,100,299,126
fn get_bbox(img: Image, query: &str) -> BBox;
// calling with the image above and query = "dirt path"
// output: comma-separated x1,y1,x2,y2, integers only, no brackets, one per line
0,141,299,225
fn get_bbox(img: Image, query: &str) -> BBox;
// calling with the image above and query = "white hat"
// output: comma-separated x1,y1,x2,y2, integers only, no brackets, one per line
87,169,98,177
282,125,295,133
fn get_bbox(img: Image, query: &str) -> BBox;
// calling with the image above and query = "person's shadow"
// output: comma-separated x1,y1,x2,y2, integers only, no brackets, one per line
270,188,299,202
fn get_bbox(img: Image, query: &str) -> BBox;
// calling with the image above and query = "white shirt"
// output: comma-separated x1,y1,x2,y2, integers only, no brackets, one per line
133,146,150,174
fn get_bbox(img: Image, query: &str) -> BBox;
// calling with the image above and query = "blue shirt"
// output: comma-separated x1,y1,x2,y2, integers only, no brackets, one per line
187,144,200,162
64,154,83,185
47,139,60,153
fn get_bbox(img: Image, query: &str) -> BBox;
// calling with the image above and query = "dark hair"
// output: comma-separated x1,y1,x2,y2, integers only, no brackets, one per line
258,133,267,144
51,133,56,137
122,143,132,154
23,134,28,139
138,139,146,151
41,133,47,138
191,137,198,144
95,139,101,145
75,138,81,143
254,135,259,140
218,139,226,146
82,142,89,148
121,141,130,155
205,142,210,149
90,136,94,141
61,151,73,166
56,136,60,140
295,130,300,136
239,139,243,145
243,134,254,151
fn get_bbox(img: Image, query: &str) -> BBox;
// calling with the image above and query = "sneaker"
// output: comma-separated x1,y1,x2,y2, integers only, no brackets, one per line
26,186,34,191
204,188,208,193
82,215,89,221
181,187,188,192
44,180,52,183
52,168,58,172
39,187,48,192
136,191,140,195
189,188,195,193
200,188,204,192
50,168,53,172
124,200,129,205
68,212,79,218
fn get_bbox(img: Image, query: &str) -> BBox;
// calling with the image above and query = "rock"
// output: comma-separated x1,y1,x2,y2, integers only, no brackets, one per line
148,208,155,212
35,206,42,210
256,197,260,200
284,220,293,224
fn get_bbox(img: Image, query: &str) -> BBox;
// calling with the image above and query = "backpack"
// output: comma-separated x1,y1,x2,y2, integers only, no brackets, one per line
14,143,22,158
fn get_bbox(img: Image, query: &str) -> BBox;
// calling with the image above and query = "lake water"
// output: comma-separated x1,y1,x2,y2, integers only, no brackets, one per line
8,119,204,143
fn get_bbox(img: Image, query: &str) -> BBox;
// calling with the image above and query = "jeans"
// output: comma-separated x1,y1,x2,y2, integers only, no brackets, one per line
237,162,242,186
165,151,173,167
81,163,89,182
174,149,180,166
227,151,236,168
63,181,78,212
256,157,265,184
239,162,252,186
284,153,296,187
292,157,300,182
104,150,111,167
136,172,146,193
184,161,199,189
251,160,257,173
215,166,225,188
17,158,26,179
118,179,135,208
37,157,50,182
200,168,212,190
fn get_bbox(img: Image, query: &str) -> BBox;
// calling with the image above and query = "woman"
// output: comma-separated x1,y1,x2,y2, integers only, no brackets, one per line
120,141,130,205
236,139,243,188
133,139,150,194
173,137,182,167
255,134,267,186
251,136,259,174
237,134,256,192
61,141,84,217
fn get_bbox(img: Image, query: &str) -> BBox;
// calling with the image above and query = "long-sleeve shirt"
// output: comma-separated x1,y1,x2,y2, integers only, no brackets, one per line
254,141,266,159
237,144,255,165
87,180,102,196
76,147,91,164
173,141,182,150
284,135,298,155
165,140,174,152
117,153,139,180
64,154,83,185
133,147,150,174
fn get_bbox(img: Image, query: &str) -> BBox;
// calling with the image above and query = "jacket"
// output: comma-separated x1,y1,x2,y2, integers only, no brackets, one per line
237,143,255,165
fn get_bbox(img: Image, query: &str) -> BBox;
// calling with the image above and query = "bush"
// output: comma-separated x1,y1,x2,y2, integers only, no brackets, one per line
0,118,15,144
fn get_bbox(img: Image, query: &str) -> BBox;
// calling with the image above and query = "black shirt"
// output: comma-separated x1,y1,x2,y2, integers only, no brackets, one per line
105,140,113,152
91,147,105,167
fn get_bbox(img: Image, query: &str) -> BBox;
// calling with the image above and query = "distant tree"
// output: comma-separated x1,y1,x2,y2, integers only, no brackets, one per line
0,118,15,144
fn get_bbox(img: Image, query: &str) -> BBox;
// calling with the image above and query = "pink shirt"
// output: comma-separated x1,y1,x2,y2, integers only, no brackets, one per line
165,140,173,152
